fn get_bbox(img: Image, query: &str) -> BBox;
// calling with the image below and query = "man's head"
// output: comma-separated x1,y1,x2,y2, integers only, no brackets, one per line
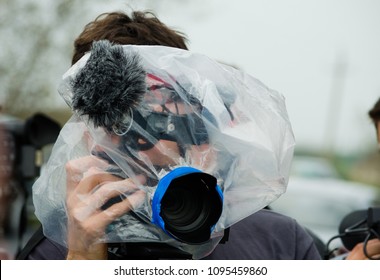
368,98,380,146
69,11,202,176
69,40,213,182
116,73,212,169
72,11,188,65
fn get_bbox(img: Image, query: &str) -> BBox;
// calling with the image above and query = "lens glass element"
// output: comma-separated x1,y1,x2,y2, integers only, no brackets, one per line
160,172,222,244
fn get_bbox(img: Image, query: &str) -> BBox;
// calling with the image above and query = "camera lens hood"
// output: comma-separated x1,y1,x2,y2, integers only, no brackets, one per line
151,167,223,244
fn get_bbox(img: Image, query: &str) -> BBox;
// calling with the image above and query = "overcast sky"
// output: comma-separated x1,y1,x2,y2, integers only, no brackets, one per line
5,0,379,156
82,0,380,155
147,0,380,156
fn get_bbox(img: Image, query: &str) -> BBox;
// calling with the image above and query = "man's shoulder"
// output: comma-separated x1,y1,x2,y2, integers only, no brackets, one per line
249,208,295,220
205,209,321,260
17,226,67,260
242,208,297,227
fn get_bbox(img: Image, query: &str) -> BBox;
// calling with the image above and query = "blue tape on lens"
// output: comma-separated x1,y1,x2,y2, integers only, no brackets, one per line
151,166,223,237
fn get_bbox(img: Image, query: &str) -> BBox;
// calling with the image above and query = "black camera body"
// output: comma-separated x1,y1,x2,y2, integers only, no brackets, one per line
339,207,380,251
0,113,61,182
102,166,224,246
0,113,60,255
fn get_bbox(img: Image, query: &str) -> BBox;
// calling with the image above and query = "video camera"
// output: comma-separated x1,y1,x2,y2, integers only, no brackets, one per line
325,207,380,259
339,207,380,250
0,113,61,182
0,113,60,254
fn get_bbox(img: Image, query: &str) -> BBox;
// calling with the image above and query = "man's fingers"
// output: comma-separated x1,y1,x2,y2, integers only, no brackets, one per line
68,172,123,201
364,238,380,258
92,189,146,225
67,174,147,224
85,179,142,209
66,155,110,174
66,155,110,193
346,238,380,260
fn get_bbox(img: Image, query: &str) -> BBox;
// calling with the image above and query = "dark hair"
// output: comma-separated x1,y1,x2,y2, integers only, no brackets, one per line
72,11,188,65
369,98,380,126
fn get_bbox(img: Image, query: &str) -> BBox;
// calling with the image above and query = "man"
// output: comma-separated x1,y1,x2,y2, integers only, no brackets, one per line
18,11,321,260
344,99,380,260
368,98,380,148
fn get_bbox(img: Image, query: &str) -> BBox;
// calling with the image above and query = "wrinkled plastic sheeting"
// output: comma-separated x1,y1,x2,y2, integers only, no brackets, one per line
33,45,295,259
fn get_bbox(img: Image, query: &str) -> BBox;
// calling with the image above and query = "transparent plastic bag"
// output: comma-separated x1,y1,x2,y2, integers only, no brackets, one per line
33,41,295,259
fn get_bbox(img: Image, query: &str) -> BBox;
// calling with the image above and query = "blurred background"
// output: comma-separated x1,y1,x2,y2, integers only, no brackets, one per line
1,0,380,259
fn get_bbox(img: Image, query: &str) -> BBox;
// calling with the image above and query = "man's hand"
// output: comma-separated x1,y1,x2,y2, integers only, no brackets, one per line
346,238,380,260
65,156,145,260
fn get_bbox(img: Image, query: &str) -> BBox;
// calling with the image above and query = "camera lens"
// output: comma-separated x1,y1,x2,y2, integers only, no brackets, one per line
157,171,223,244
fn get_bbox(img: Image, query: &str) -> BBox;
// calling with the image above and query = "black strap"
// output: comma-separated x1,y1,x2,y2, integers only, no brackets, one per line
219,228,230,244
107,242,192,260
16,225,45,260
15,225,230,260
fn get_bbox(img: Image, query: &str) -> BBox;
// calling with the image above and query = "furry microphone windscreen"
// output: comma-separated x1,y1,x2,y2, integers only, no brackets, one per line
71,40,146,131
